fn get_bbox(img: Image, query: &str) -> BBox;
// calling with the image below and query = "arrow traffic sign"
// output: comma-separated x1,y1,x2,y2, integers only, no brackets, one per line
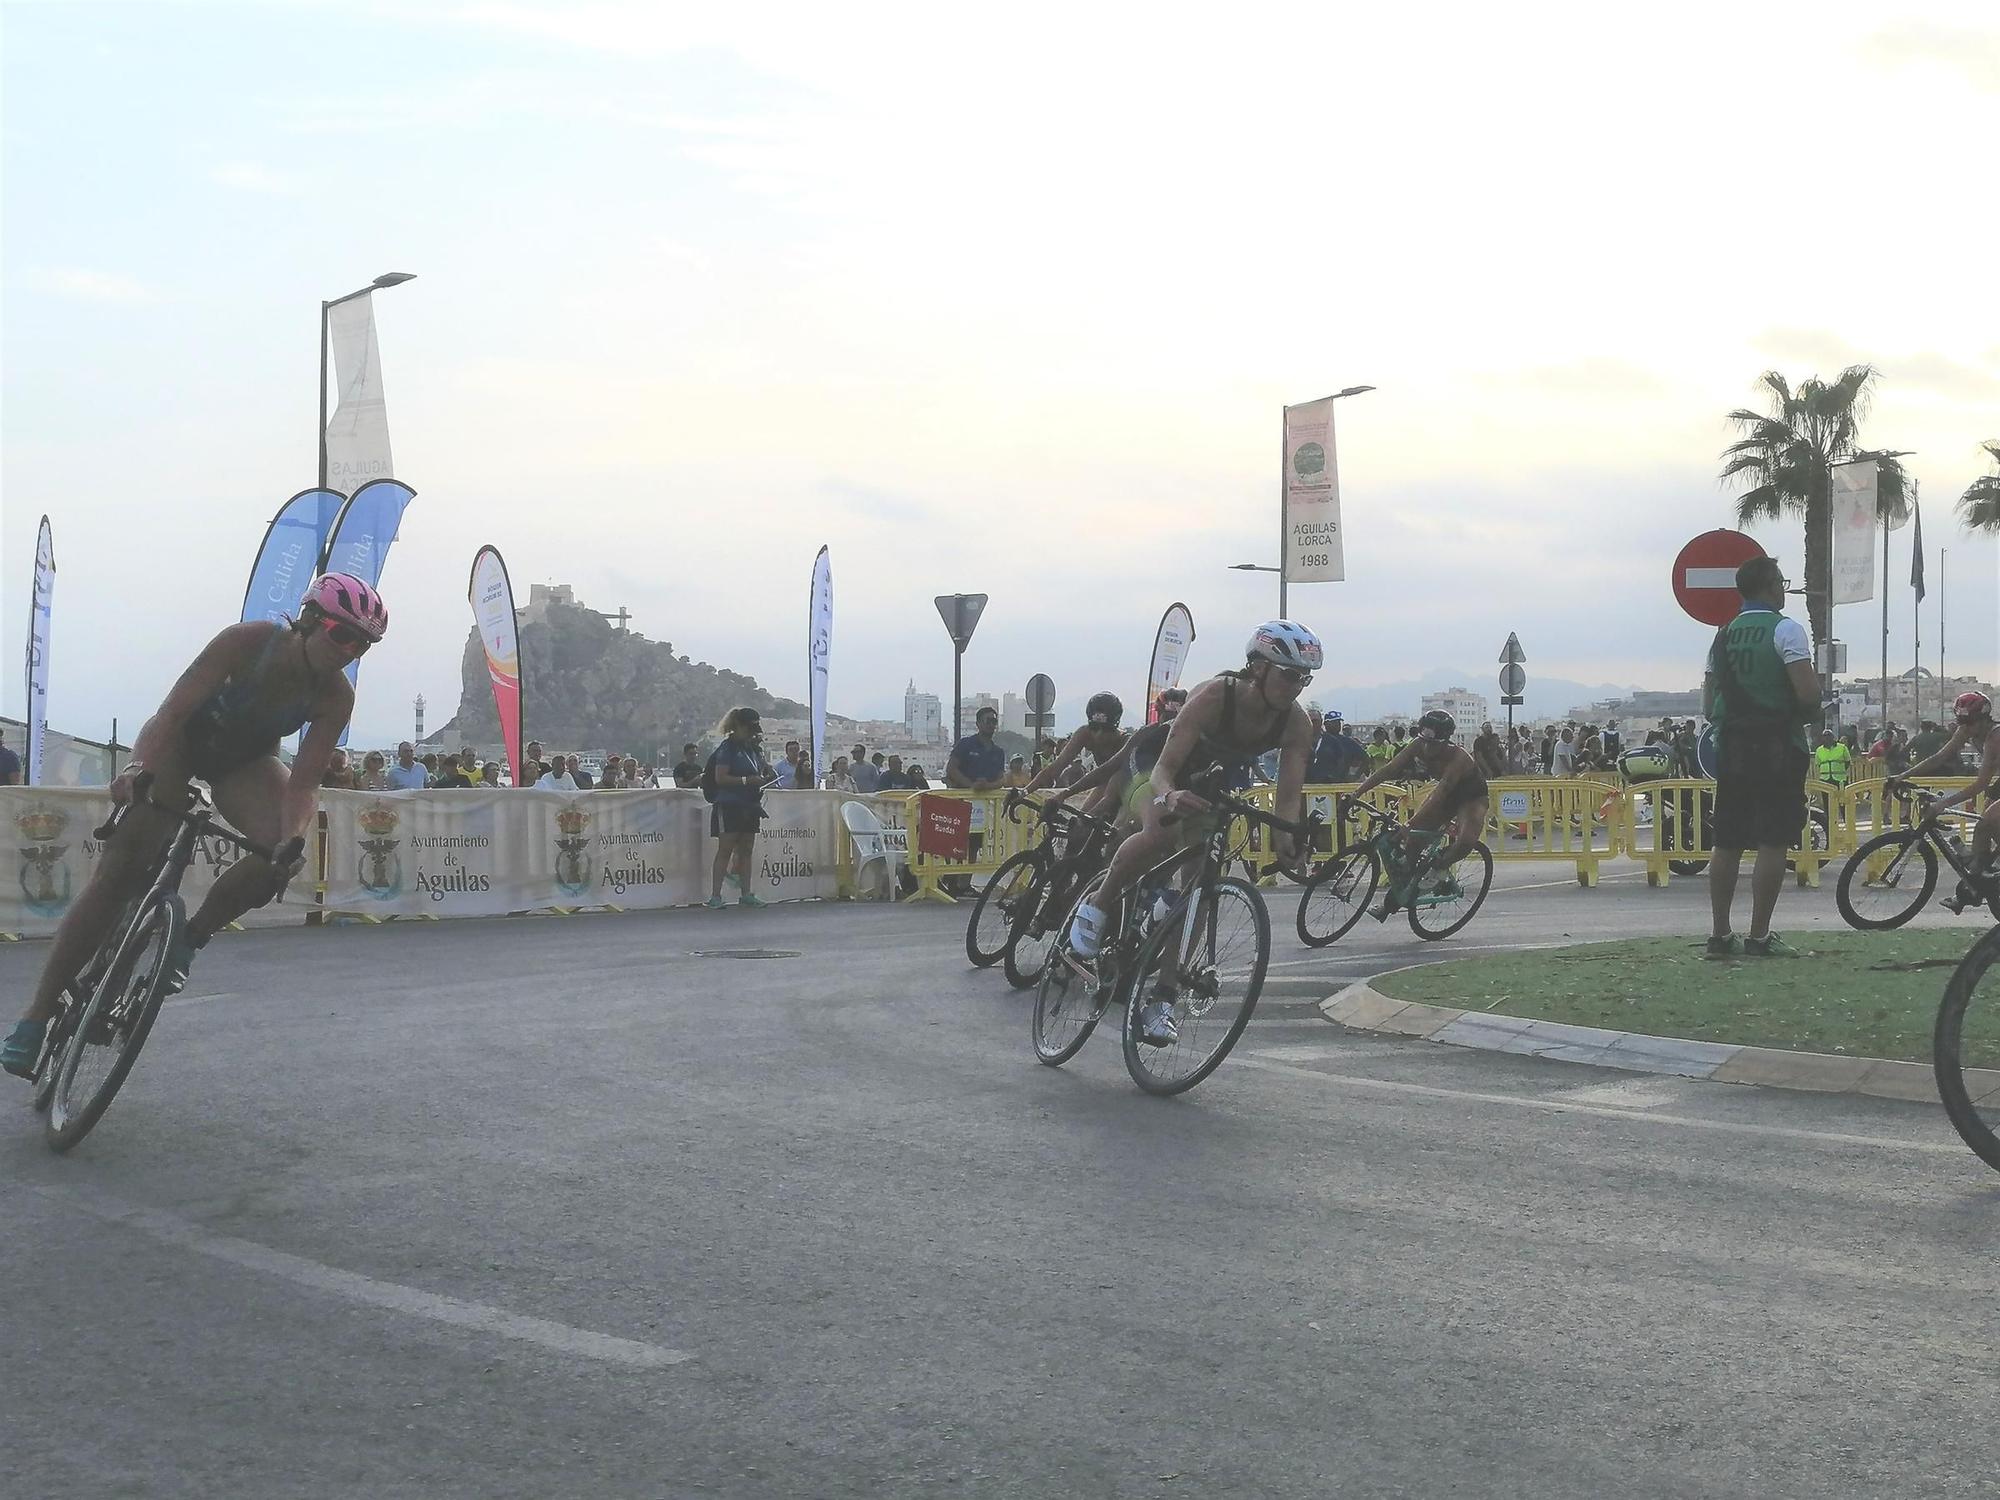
935,593,989,650
1498,632,1526,665
1672,530,1766,628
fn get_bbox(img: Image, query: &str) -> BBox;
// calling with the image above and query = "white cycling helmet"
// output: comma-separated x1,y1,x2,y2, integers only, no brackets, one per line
1245,619,1324,672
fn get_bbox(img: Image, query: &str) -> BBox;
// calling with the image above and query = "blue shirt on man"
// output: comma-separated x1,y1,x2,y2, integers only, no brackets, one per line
949,734,1006,787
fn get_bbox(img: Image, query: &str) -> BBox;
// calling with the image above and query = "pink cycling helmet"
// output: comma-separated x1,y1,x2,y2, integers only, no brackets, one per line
302,572,389,641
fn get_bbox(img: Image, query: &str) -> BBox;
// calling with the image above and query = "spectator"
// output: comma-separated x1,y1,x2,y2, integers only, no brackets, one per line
526,740,544,769
705,707,770,908
0,728,19,785
1538,729,1555,775
871,751,890,784
671,744,703,789
1366,727,1395,769
459,747,482,784
1601,721,1624,760
320,748,358,790
825,755,857,792
481,761,504,787
885,754,906,787
357,750,391,790
1705,555,1817,958
1814,729,1852,788
433,754,473,789
1674,720,1701,777
848,743,880,793
773,741,804,789
622,757,646,788
567,755,594,789
1309,711,1370,783
903,763,931,790
946,706,1005,888
1551,727,1577,777
385,741,427,790
1004,755,1030,788
1472,722,1505,777
536,759,579,790
595,760,624,790
794,752,814,790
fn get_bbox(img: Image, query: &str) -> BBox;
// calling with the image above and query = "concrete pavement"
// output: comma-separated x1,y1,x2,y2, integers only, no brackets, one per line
3,869,1994,1498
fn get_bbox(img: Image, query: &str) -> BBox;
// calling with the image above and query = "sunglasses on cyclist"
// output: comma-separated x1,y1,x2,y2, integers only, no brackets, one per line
321,620,375,655
1272,666,1313,687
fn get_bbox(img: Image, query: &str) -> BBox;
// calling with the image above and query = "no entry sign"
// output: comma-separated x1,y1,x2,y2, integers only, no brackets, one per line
1672,530,1767,627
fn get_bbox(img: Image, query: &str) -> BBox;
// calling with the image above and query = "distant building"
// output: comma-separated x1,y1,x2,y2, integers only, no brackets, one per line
1000,692,1029,738
1420,688,1488,744
904,680,944,744
1567,689,1705,723
1840,669,1998,729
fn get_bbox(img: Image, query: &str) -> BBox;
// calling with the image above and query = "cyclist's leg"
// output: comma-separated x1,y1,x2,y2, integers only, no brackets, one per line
1974,803,2000,878
10,764,185,1045
1068,778,1175,956
194,756,296,942
1441,799,1488,865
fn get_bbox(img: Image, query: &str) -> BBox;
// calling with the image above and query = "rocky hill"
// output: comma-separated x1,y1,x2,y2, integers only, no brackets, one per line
439,595,805,755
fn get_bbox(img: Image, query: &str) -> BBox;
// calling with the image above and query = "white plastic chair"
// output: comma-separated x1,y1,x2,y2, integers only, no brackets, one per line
842,800,904,901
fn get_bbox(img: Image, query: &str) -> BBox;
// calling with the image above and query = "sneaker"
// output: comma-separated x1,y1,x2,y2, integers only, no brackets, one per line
738,893,767,908
1,1018,46,1080
1704,934,1741,960
705,895,727,909
161,926,202,997
1139,1001,1179,1048
1742,934,1802,958
1067,902,1108,960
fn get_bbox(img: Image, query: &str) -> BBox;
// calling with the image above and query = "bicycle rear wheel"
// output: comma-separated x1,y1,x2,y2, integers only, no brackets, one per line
1934,925,2000,1174
46,893,183,1153
965,850,1041,969
1032,873,1113,1066
1295,849,1380,948
1122,876,1270,1096
1006,864,1075,990
1834,829,1937,931
1407,843,1494,941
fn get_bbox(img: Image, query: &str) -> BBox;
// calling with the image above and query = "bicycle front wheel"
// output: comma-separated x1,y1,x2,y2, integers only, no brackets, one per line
1006,863,1081,990
47,892,184,1153
1122,876,1270,1096
965,850,1041,969
1296,849,1380,948
1934,925,2000,1174
1032,873,1112,1066
1408,844,1494,941
1835,830,1937,931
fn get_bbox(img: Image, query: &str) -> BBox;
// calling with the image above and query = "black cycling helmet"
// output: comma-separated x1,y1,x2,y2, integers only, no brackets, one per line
1418,710,1456,742
1085,692,1124,728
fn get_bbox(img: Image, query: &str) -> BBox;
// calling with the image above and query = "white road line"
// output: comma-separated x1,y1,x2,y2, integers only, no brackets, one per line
1492,873,1647,894
1246,1043,1362,1062
1228,1056,1960,1156
41,1185,694,1369
1265,940,1565,971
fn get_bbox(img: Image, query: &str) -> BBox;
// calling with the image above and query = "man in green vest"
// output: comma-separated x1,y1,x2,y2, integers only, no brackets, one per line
1702,555,1820,959
1813,730,1852,787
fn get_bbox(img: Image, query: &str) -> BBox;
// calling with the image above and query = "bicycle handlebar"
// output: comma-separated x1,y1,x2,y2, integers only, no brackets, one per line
1004,786,1114,836
95,772,304,866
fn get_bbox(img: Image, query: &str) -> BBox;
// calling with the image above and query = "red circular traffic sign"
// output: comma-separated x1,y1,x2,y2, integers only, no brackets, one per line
1672,529,1767,627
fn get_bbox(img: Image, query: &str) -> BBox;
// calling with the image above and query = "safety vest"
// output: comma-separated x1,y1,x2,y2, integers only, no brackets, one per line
1814,742,1852,784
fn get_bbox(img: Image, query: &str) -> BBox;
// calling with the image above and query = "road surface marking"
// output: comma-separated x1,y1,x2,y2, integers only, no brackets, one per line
1246,1042,1363,1062
41,1185,694,1369
1229,1056,1959,1155
1557,1078,1686,1109
1494,874,1646,894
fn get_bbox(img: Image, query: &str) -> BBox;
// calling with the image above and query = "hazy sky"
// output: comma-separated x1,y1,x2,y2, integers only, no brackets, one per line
4,1,1996,747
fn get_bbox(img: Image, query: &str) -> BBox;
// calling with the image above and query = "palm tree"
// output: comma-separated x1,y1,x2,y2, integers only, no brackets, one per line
1959,440,2000,533
1718,366,1910,646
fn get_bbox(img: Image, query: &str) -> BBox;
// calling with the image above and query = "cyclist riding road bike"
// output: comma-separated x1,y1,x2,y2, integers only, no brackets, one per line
1024,692,1130,801
1043,687,1187,825
1888,690,2000,913
1066,621,1320,1045
1346,710,1489,913
2,574,389,1079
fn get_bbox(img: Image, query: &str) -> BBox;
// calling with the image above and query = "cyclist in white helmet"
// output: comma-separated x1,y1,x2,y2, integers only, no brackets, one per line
1066,621,1321,1045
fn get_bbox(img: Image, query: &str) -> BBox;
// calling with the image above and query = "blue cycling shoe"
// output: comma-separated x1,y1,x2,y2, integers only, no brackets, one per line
2,1018,47,1080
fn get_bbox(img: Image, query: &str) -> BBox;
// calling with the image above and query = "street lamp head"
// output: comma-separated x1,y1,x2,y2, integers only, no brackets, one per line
372,272,417,288
1230,562,1278,573
1335,384,1376,399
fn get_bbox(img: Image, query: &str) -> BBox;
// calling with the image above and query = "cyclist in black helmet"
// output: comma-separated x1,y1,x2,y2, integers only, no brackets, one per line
1347,710,1489,910
1023,692,1129,796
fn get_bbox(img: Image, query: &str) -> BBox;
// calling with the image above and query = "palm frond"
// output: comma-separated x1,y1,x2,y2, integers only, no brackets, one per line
1733,484,1787,523
1959,474,2000,533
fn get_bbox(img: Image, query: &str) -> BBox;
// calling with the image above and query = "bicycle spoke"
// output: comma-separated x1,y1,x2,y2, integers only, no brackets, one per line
1125,878,1269,1094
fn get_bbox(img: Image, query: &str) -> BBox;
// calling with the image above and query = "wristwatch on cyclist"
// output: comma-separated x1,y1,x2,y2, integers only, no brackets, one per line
1154,793,1175,810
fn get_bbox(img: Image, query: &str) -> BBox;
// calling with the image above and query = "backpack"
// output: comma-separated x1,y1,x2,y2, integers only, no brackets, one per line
700,746,722,804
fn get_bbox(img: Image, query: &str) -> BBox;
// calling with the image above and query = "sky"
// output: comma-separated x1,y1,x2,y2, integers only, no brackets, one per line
3,0,1997,749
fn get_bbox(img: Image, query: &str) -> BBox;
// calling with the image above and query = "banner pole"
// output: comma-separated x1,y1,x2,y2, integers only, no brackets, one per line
1277,404,1288,619
317,300,331,492
1880,515,1890,735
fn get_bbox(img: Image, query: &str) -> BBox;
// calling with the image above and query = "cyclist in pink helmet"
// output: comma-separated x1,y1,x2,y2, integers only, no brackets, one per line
1888,690,2000,911
3,574,387,1078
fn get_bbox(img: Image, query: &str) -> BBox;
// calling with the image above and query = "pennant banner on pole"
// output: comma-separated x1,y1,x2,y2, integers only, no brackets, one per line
241,488,345,628
1283,398,1345,584
25,517,54,786
808,546,832,787
324,292,395,498
469,546,525,781
1829,461,1878,605
1145,602,1196,722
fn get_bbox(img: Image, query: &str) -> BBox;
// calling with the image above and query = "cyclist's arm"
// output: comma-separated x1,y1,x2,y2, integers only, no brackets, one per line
1938,731,2000,809
1145,680,1225,799
1269,707,1316,856
1351,742,1418,798
1056,738,1133,800
128,622,268,771
1021,730,1084,794
1897,727,1967,789
286,680,357,842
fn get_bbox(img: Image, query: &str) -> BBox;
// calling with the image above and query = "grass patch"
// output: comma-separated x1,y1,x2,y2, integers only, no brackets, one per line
1370,930,1982,1063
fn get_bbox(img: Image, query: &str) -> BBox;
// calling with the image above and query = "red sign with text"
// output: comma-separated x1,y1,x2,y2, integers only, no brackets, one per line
915,795,972,861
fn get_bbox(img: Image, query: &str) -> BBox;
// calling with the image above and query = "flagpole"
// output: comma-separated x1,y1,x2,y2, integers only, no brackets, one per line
1912,482,1922,724
1880,514,1890,736
1939,548,1947,704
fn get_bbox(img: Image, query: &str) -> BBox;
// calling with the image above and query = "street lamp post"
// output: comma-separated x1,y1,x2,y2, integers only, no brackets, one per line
319,272,417,492
1277,384,1375,617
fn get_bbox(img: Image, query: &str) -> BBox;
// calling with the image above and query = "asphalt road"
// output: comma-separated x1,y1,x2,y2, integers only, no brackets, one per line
4,866,1995,1498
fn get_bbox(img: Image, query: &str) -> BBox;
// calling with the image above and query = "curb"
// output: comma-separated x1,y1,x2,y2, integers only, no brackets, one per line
1317,974,1948,1104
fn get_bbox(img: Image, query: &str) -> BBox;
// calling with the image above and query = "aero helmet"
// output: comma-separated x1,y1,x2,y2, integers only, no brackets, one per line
1245,620,1324,672
1418,710,1457,742
303,572,389,642
1954,690,1993,724
1085,692,1124,727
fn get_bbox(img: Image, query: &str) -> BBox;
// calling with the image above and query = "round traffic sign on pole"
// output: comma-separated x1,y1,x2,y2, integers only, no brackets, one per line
1498,662,1526,696
1025,674,1055,715
1672,529,1767,627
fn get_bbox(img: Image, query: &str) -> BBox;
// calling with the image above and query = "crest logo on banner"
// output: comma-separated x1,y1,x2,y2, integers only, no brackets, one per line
1292,441,1326,478
554,802,594,897
16,804,72,916
357,801,405,900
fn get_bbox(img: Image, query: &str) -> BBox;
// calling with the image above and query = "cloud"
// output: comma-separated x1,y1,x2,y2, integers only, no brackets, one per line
209,162,300,195
1478,358,1670,398
1865,21,2000,93
1748,327,1867,370
1886,352,2000,401
30,268,152,302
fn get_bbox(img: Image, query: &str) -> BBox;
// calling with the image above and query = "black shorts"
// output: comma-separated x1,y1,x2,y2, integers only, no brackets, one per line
710,803,762,836
1711,732,1809,852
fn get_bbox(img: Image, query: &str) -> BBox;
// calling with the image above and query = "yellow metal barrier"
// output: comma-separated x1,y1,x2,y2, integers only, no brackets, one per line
1626,778,1840,888
898,788,1046,903
1482,778,1622,886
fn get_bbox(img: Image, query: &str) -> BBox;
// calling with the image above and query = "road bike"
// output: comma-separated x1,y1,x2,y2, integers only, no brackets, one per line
1294,800,1494,946
1031,777,1314,1095
25,774,301,1152
1933,922,2000,1172
1834,793,2000,930
963,790,1118,989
